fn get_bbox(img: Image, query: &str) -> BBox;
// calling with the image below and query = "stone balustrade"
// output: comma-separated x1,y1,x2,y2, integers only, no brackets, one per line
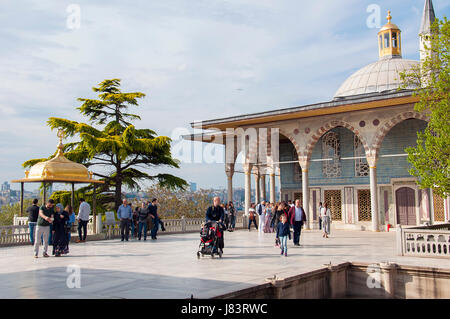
103,215,246,240
2,213,246,246
0,225,30,246
397,223,450,259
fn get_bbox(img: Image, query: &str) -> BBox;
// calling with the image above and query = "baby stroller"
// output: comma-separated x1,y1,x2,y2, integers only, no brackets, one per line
197,221,225,259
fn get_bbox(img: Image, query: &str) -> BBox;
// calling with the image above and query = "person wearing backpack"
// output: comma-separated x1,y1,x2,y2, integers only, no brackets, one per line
248,203,258,231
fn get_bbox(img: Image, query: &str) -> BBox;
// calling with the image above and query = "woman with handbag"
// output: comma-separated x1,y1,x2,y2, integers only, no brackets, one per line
248,203,258,231
320,203,331,238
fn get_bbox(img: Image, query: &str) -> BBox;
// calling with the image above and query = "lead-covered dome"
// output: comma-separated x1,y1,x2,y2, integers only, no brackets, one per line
334,57,419,98
334,10,421,99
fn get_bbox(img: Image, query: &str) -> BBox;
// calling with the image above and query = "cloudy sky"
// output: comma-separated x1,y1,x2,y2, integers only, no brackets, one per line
0,0,448,192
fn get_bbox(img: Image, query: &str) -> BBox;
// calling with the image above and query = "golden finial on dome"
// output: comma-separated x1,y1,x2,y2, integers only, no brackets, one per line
56,129,65,156
387,10,392,24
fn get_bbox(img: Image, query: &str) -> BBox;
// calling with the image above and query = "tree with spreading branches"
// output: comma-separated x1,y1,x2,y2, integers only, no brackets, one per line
23,79,187,210
399,18,449,198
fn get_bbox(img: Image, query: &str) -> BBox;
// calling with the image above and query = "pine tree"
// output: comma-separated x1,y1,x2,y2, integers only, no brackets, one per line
24,79,187,209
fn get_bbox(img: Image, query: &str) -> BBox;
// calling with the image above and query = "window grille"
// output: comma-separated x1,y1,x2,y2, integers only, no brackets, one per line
293,192,303,205
354,135,369,177
358,189,372,221
324,190,342,220
322,132,341,178
433,193,445,222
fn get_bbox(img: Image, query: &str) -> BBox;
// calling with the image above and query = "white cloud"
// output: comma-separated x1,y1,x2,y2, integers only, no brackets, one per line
0,0,448,189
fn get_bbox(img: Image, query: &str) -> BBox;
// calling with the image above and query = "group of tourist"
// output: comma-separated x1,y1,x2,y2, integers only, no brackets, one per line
29,196,166,257
221,202,236,232
247,199,332,257
29,193,332,259
28,198,89,258
117,198,164,241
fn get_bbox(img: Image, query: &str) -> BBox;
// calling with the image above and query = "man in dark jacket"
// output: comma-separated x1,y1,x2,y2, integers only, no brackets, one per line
205,197,225,252
27,199,39,245
137,202,150,240
287,199,307,246
228,201,236,232
205,197,225,223
148,198,159,240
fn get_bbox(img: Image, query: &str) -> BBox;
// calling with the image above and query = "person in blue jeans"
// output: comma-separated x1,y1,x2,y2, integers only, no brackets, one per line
276,214,291,257
137,202,149,240
26,199,39,245
149,198,159,240
66,205,75,243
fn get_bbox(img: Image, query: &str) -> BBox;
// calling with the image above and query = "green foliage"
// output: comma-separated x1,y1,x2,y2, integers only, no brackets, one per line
0,199,33,226
142,186,213,219
399,18,450,198
23,79,188,210
50,188,114,215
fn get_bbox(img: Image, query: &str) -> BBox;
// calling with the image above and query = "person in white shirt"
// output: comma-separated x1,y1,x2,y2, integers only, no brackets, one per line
320,202,331,238
256,200,266,233
318,202,323,230
76,198,91,243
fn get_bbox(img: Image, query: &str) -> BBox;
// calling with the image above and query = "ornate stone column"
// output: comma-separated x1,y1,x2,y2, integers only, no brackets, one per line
299,156,310,229
368,154,380,232
445,197,450,223
260,174,266,201
269,172,276,204
244,164,252,216
277,167,282,202
225,164,235,203
254,168,260,204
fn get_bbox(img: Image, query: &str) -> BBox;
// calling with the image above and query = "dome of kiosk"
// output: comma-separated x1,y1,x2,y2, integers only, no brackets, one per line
334,10,420,98
334,57,419,98
23,130,94,183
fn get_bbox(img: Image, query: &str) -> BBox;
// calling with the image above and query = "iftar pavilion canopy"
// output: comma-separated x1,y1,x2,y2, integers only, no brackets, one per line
11,130,104,185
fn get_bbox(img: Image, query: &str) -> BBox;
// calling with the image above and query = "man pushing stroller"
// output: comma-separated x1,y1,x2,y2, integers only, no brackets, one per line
205,197,226,254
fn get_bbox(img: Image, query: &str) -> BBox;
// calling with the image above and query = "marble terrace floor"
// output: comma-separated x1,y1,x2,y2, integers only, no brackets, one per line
1,229,449,299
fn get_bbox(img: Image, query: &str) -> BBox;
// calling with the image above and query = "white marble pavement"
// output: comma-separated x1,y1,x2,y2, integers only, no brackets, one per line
1,229,449,299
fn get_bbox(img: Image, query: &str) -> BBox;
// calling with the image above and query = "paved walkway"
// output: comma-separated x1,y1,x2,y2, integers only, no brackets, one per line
1,229,449,299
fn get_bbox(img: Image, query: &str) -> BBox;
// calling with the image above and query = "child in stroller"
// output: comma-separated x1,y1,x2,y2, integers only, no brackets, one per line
197,221,225,259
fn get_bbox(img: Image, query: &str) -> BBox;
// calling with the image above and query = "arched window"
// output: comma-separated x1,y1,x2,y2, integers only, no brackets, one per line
354,135,369,177
384,33,390,48
322,131,341,178
392,32,398,48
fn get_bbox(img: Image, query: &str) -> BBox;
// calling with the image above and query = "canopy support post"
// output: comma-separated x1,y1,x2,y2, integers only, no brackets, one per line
93,183,97,234
20,182,24,217
71,183,75,211
43,182,47,204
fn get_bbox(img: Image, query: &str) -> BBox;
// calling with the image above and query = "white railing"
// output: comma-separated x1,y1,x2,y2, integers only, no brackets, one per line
13,216,28,226
3,213,246,245
103,215,246,239
0,225,31,245
397,223,450,259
